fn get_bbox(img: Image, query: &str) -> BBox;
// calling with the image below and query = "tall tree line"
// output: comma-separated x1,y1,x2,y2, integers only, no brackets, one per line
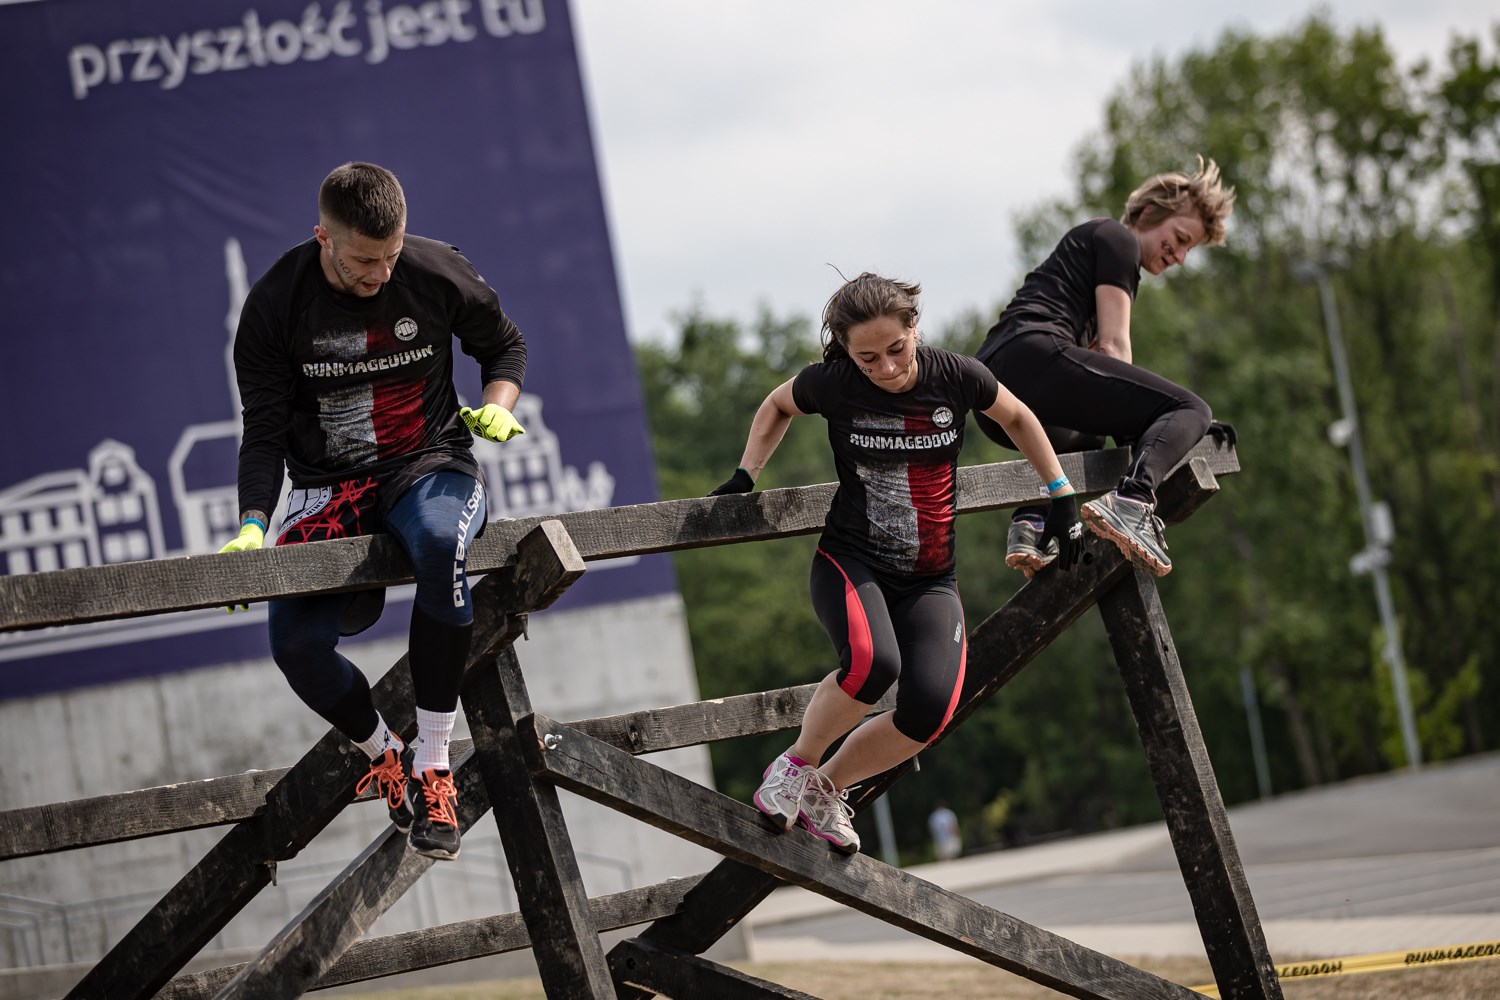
634,16,1500,861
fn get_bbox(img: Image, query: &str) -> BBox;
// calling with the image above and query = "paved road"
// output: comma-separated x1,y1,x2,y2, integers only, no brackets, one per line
748,752,1500,959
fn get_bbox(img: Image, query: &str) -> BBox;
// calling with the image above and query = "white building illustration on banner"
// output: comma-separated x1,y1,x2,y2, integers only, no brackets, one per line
0,237,623,655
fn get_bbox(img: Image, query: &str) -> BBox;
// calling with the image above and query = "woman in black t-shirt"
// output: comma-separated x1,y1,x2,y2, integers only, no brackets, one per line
707,272,1080,853
974,156,1236,578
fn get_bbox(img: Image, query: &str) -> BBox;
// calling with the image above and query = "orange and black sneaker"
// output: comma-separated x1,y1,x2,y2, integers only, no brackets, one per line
408,768,461,860
356,747,413,832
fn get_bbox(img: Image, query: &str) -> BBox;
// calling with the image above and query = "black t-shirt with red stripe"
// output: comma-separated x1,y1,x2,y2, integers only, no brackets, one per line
977,217,1141,361
233,234,527,518
792,346,999,578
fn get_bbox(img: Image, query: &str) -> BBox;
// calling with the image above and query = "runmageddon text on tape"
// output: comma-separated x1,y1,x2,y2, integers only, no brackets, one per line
1189,938,1500,996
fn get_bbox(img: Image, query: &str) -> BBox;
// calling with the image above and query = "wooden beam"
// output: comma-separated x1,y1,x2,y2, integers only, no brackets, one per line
528,714,1205,1000
610,938,822,999
3,683,900,859
567,685,896,758
156,877,701,998
1098,570,1284,1000
460,646,617,998
612,459,1223,993
0,439,1237,630
64,523,576,1000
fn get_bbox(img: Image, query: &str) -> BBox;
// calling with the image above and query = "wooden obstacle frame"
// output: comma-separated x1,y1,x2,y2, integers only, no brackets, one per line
0,436,1286,999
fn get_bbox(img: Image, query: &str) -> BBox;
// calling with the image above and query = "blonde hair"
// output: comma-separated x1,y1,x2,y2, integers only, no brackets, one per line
820,272,921,363
1121,155,1235,246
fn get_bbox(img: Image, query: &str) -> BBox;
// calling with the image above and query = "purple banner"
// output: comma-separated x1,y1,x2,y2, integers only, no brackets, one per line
0,0,674,698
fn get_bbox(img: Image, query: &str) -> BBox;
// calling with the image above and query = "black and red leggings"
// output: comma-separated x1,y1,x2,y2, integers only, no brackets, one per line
809,548,967,744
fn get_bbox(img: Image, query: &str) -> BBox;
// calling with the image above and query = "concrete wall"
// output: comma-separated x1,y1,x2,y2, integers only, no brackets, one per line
0,591,724,982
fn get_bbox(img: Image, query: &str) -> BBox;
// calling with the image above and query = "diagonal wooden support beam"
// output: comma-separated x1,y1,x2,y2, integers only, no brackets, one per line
158,877,702,998
526,712,1204,1000
207,522,584,1000
1099,567,1283,1000
611,457,1223,993
610,938,822,999
65,522,580,1000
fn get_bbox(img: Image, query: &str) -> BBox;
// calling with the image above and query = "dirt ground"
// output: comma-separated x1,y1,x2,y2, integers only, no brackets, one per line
338,955,1500,999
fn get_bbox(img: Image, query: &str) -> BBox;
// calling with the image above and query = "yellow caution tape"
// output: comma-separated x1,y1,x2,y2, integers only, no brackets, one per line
1189,938,1500,996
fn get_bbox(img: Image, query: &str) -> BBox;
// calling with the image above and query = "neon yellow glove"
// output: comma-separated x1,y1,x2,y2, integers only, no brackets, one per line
460,404,525,442
218,521,265,612
219,521,265,553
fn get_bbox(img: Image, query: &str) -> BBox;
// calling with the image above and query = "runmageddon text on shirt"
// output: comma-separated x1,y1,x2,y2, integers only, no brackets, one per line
66,0,545,100
848,429,960,450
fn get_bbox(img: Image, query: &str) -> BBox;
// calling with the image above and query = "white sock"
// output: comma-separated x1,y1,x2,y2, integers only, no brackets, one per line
413,707,458,776
354,713,403,761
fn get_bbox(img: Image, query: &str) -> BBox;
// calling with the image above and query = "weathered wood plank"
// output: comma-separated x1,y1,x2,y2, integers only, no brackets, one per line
1099,570,1283,1000
0,439,1237,630
463,646,617,998
207,526,585,1000
566,685,897,758
613,459,1222,994
610,938,822,999
157,876,701,998
528,713,1205,1000
64,524,575,1000
2,684,901,859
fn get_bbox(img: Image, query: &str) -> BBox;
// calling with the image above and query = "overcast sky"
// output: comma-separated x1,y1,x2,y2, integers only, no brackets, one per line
570,1,1498,343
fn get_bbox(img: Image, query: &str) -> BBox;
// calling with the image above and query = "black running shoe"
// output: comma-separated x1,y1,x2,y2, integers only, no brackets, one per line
355,746,413,832
408,768,461,860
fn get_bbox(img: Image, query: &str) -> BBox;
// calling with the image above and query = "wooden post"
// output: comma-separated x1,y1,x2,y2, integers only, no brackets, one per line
461,647,618,998
1098,569,1283,1000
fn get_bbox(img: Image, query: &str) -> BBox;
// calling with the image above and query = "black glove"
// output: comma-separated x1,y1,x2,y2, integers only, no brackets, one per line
1039,493,1083,571
708,467,755,496
1207,420,1237,449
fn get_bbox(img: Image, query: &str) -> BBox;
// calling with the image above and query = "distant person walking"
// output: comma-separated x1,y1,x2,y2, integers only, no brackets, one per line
929,801,962,861
218,162,528,861
973,156,1236,577
709,272,1082,854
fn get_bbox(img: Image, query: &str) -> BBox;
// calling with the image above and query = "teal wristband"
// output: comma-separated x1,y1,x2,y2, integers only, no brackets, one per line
1045,476,1069,494
242,517,267,532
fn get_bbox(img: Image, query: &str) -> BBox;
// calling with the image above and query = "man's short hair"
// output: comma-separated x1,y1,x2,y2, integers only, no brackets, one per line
318,162,407,239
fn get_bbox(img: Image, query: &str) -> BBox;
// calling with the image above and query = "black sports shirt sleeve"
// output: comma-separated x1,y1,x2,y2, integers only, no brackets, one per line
791,363,829,415
1092,220,1141,295
233,281,293,518
442,244,527,391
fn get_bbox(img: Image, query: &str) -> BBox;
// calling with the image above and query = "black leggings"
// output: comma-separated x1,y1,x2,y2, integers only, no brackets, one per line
975,331,1210,514
809,549,966,744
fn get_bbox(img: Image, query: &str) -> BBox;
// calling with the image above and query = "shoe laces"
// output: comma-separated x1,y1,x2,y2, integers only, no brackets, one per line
356,749,406,809
773,756,813,799
419,771,459,828
1118,494,1168,550
804,772,856,827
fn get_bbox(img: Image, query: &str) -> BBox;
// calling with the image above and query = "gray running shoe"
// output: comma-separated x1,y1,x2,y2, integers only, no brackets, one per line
1080,490,1172,576
798,770,860,854
754,752,814,831
1004,518,1057,575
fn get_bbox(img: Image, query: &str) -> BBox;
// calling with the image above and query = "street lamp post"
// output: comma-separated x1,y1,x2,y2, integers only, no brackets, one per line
1293,257,1422,769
